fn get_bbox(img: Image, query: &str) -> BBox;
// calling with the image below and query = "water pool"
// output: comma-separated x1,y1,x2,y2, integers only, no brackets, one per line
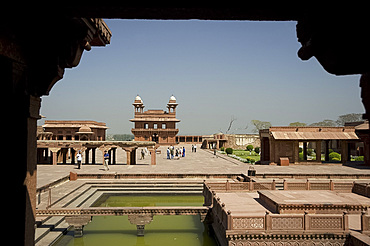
53,194,217,246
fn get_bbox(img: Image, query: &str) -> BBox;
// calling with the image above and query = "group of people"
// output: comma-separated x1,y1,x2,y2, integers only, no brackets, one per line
75,144,195,169
75,150,110,171
167,145,186,159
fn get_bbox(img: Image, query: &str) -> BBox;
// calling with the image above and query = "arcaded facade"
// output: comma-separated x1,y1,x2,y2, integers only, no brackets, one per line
130,95,180,145
40,120,108,141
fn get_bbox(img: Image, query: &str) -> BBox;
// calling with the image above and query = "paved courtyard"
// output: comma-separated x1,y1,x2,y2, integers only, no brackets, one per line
37,144,370,188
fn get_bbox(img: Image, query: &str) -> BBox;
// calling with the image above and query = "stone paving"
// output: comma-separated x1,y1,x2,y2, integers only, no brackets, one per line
37,144,370,188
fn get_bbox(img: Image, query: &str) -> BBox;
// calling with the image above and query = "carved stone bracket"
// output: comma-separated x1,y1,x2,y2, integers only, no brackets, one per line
128,215,154,236
65,215,92,237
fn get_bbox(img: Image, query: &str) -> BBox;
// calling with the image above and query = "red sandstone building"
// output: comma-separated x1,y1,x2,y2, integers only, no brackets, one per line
39,120,108,141
130,95,180,145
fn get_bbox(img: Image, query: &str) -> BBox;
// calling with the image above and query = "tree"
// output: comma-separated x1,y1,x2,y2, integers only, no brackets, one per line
251,120,272,133
112,134,134,141
336,113,363,126
226,116,236,134
289,122,307,126
254,147,260,155
246,145,254,154
309,119,337,127
225,148,233,155
329,152,341,161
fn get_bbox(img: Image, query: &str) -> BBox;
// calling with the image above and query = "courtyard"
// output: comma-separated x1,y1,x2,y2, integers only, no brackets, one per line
37,144,370,189
35,144,370,245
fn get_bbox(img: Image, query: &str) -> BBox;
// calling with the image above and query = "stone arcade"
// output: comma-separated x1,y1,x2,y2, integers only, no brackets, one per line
37,140,157,166
3,7,370,246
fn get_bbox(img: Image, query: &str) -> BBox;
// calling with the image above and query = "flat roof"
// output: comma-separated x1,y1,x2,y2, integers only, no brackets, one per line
265,126,359,140
271,131,359,140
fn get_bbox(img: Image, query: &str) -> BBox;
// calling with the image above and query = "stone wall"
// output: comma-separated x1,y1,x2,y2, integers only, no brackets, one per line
224,134,260,149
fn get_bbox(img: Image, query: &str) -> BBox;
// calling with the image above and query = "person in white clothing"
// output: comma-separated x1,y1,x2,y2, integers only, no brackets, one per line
76,151,82,169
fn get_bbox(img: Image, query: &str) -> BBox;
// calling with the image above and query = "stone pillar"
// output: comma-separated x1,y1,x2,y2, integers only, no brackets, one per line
131,148,137,165
149,147,157,165
325,140,330,161
123,147,138,165
108,149,112,164
316,141,322,163
85,148,90,164
91,148,96,164
70,148,76,164
18,95,41,244
65,216,92,237
49,148,60,165
341,140,348,164
128,215,153,236
112,148,116,164
293,140,299,164
269,138,275,164
123,147,132,165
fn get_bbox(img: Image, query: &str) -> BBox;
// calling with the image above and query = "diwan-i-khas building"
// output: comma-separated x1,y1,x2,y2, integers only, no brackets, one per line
130,95,180,145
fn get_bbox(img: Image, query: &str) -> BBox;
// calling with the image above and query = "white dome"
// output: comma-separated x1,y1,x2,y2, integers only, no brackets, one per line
135,95,142,102
169,95,176,101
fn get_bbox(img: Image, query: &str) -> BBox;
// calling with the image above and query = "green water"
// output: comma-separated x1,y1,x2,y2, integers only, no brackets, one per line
91,194,205,207
54,195,217,246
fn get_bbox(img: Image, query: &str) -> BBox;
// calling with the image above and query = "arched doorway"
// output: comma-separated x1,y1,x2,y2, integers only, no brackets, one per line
152,133,159,143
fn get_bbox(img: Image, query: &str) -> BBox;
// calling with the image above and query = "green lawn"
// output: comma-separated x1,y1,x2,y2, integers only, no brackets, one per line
233,150,260,162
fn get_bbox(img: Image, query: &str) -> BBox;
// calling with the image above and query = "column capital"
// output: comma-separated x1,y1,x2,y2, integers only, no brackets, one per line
49,147,61,153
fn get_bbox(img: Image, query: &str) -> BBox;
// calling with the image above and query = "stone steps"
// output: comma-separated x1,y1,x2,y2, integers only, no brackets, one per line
35,216,70,246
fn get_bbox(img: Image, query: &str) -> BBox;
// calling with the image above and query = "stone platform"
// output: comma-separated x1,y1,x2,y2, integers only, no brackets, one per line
258,190,370,214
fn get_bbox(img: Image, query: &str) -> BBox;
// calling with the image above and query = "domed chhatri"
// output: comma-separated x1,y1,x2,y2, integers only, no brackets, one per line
133,95,145,113
135,95,143,103
169,95,176,101
167,95,178,113
130,95,180,145
78,125,92,133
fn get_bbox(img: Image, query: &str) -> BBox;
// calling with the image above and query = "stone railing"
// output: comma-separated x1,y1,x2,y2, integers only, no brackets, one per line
211,195,349,233
283,179,353,192
353,183,370,198
203,180,275,206
36,206,209,237
205,179,354,193
36,206,209,217
228,212,349,232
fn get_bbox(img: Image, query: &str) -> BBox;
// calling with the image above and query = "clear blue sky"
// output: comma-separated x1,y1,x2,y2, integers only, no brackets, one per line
40,19,364,135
